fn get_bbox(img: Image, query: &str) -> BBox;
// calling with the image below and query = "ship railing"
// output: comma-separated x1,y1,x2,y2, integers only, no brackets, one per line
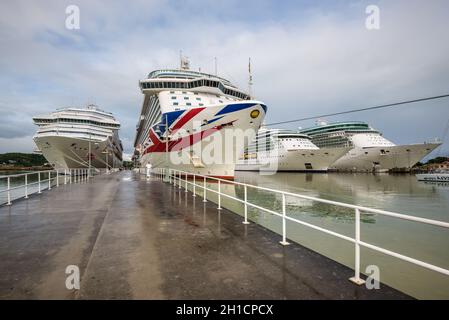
151,167,449,285
0,168,116,206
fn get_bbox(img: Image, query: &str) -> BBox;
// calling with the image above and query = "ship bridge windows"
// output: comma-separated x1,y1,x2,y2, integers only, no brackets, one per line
142,79,250,100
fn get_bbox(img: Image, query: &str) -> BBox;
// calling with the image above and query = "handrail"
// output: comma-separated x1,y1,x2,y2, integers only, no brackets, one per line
151,167,449,285
0,168,116,206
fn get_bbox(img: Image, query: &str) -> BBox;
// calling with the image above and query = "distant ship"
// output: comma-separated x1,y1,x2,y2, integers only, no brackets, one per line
33,105,123,170
133,61,266,179
235,127,350,171
299,120,441,172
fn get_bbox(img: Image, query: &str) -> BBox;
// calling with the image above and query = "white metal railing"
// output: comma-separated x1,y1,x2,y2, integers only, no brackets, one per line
0,168,112,206
151,168,449,285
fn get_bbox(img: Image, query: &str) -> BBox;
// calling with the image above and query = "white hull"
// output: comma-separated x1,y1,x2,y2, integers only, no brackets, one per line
416,173,449,183
139,102,266,179
331,143,440,172
34,135,122,169
236,147,350,172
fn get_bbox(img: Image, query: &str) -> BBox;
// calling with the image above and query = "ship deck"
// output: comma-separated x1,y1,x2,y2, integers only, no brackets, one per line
0,171,411,299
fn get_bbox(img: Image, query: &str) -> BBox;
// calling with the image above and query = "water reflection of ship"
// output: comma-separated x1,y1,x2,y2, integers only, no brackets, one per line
236,171,446,200
231,174,375,223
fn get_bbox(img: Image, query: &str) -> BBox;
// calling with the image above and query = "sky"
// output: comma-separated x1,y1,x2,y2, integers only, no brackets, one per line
0,0,448,161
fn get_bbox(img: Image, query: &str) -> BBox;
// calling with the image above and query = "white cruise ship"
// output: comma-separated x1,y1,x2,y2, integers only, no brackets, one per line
299,121,441,172
33,105,123,170
235,128,350,172
133,65,266,179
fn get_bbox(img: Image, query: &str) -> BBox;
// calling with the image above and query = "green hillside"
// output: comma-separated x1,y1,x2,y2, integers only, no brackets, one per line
0,153,47,167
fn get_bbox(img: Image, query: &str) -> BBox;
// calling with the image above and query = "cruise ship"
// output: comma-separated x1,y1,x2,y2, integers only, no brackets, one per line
33,105,123,170
299,120,441,172
235,128,350,172
133,64,266,179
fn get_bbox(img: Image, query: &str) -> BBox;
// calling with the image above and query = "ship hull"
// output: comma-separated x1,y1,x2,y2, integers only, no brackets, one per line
236,147,350,172
34,135,122,170
139,102,266,179
331,143,441,172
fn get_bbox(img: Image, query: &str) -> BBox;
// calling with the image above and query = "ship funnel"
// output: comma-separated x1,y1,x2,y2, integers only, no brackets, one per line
180,51,190,70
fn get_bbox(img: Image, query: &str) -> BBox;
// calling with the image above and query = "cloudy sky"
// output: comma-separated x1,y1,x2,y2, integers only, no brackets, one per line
0,0,448,160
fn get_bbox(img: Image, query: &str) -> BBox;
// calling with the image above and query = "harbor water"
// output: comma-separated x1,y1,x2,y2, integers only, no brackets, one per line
196,172,449,299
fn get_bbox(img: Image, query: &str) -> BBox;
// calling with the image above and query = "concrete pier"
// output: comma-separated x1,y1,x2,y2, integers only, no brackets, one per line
0,171,410,299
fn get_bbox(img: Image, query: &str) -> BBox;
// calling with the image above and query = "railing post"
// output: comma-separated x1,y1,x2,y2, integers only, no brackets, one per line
193,174,196,197
64,169,67,185
243,185,249,224
217,179,222,210
178,171,181,189
6,176,11,206
69,169,72,184
185,172,188,193
350,208,365,285
56,170,59,187
203,176,207,202
48,171,51,190
280,193,290,245
24,174,28,199
38,172,41,194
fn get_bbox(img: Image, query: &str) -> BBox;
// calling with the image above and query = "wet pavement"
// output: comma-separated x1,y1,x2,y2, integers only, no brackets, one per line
0,171,411,299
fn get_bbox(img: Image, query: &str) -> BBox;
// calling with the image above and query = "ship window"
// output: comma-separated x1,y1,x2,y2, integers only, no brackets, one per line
170,91,175,94
186,103,192,106
171,96,176,99
182,91,187,94
199,103,204,106
196,97,201,101
173,102,179,106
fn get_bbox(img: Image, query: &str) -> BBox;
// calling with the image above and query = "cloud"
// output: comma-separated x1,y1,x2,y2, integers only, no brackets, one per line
0,0,448,158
